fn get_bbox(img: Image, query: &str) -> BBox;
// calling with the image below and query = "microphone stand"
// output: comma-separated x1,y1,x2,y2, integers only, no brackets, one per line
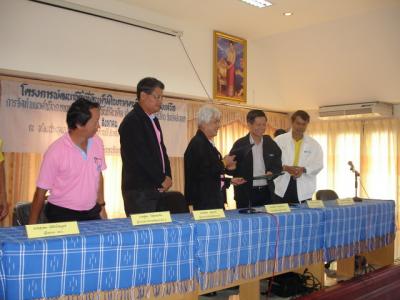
352,170,362,202
238,174,259,214
238,187,257,214
353,172,362,202
231,143,258,214
238,173,284,214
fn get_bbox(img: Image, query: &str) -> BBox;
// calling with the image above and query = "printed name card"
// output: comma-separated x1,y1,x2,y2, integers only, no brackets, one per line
131,211,172,226
307,200,325,208
265,203,291,214
26,221,79,239
192,209,225,220
337,198,355,206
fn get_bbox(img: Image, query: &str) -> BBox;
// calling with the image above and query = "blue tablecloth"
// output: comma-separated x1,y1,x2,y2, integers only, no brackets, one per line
0,200,396,298
322,200,396,261
0,218,195,300
189,209,324,290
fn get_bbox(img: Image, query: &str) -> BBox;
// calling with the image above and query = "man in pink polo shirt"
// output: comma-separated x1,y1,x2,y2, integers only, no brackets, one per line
29,98,107,224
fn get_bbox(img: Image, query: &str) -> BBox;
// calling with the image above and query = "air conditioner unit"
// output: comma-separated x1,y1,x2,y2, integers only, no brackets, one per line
318,102,393,120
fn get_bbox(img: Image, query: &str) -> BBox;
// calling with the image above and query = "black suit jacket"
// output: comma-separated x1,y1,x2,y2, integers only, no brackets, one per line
229,134,282,208
184,130,225,210
119,103,171,191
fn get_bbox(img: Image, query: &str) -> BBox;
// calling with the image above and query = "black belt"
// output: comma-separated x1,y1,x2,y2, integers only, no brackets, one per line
252,185,268,190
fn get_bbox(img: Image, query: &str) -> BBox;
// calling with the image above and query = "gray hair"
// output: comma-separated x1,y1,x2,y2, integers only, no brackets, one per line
197,105,221,126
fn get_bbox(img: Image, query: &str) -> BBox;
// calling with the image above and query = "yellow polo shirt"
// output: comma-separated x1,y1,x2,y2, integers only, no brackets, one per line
293,139,303,166
0,139,4,162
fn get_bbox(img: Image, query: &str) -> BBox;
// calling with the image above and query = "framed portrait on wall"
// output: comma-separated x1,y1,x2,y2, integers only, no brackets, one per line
213,31,247,103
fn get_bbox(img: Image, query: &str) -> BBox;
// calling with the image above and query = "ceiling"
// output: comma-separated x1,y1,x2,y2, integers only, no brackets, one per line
116,0,400,40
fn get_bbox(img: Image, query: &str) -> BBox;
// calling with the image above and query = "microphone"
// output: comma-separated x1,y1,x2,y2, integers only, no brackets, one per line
348,161,362,202
348,161,360,176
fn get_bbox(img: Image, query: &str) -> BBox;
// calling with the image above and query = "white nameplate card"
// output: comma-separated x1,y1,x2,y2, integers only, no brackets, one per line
131,211,172,226
336,198,355,206
307,200,325,208
26,221,79,239
192,209,225,220
265,203,291,214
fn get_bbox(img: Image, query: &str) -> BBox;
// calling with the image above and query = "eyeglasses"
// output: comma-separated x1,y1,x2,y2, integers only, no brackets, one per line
151,93,163,101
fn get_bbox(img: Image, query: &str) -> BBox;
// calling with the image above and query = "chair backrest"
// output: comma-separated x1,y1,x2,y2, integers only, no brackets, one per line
12,201,48,226
157,191,189,214
315,189,339,201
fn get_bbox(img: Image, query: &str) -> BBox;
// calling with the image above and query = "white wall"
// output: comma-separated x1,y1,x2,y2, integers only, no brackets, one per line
251,5,400,111
0,0,211,100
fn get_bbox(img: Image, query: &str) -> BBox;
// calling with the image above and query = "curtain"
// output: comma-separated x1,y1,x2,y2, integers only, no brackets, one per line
308,120,362,198
308,118,400,258
362,119,399,223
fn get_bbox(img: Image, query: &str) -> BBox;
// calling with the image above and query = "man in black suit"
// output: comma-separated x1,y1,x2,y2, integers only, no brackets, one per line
184,105,241,210
229,110,282,209
119,77,172,215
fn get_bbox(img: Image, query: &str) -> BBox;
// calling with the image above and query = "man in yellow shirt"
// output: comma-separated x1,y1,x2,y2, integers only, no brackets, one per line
0,138,8,221
274,111,323,203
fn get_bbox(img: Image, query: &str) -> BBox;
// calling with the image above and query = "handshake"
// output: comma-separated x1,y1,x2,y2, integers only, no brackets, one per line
222,154,246,186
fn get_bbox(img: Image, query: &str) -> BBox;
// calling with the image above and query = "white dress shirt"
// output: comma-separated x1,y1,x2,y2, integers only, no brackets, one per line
250,135,267,187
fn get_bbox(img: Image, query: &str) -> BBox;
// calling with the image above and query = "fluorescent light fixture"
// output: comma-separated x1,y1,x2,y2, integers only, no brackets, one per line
283,12,293,16
240,0,272,8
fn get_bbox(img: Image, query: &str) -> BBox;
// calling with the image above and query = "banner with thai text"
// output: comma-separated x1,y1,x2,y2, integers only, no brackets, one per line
0,79,187,156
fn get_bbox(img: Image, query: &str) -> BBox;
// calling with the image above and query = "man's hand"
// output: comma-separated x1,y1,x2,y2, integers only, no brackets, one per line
231,177,246,186
284,165,305,178
223,155,237,170
293,167,306,178
159,176,172,192
28,188,47,225
283,165,296,176
100,206,108,219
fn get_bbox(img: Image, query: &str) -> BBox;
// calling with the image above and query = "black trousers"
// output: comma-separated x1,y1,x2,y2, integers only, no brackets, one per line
237,185,272,209
251,186,272,207
277,177,310,204
45,202,101,223
123,189,163,216
282,177,299,203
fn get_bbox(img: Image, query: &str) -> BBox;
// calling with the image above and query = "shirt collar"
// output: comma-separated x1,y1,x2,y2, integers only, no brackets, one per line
65,133,93,159
249,134,263,145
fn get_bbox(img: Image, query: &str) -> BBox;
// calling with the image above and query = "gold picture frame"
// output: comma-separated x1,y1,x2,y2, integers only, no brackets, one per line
213,31,247,103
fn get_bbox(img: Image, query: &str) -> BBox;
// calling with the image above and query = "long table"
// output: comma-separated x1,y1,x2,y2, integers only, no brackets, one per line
0,219,196,300
0,200,395,300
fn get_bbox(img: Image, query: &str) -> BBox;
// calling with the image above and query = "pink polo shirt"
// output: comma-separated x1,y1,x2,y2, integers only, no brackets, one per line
37,133,106,211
